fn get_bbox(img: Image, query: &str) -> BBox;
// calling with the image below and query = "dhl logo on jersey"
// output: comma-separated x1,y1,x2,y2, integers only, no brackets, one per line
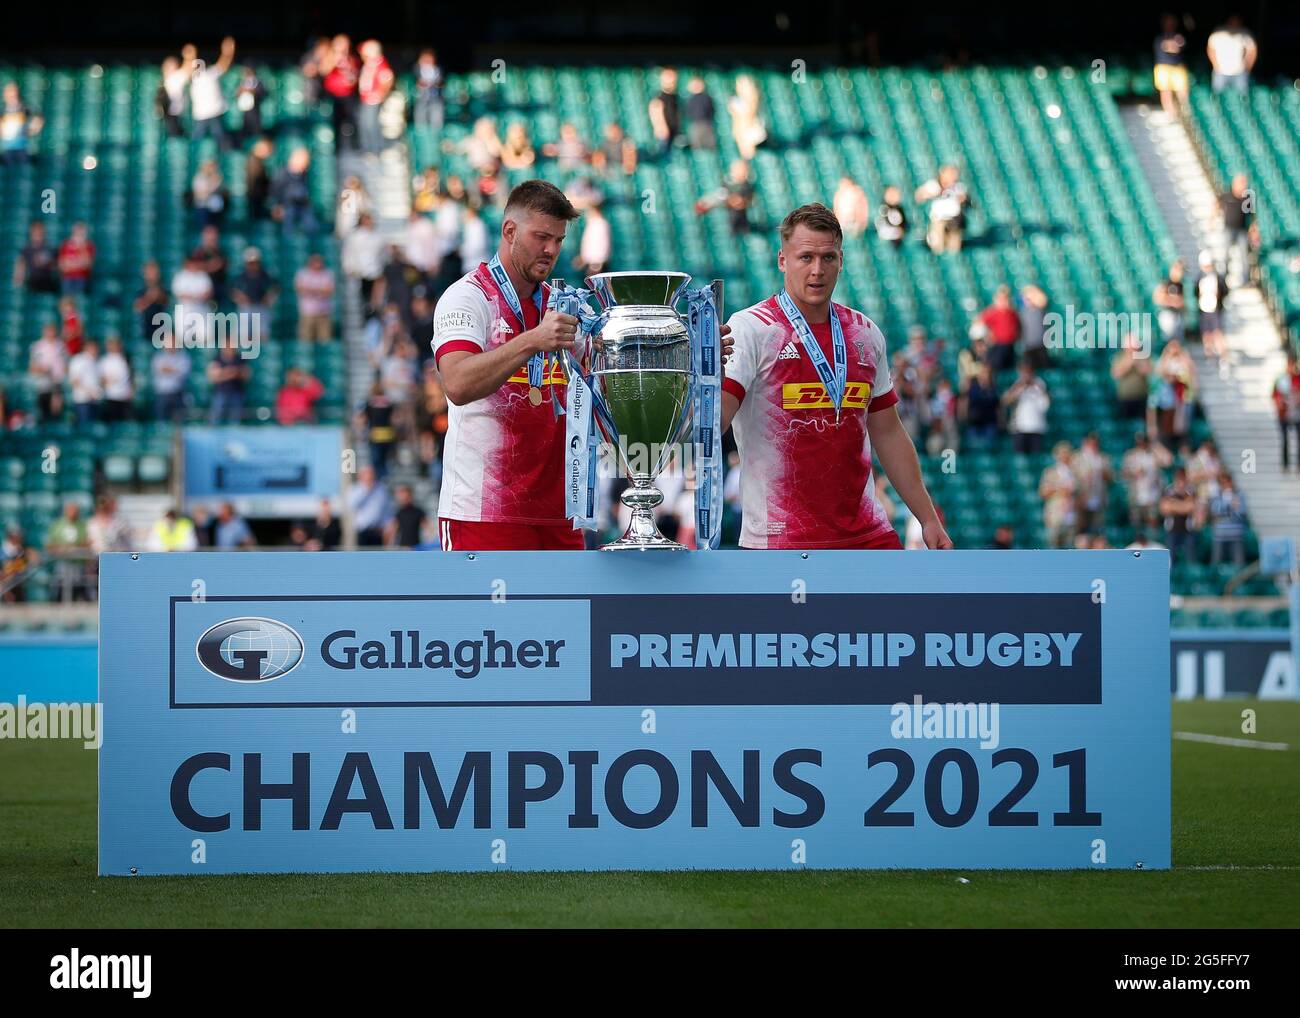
781,380,872,410
506,361,569,386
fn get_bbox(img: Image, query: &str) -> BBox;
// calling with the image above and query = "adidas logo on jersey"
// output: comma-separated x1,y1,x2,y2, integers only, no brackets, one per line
777,342,801,361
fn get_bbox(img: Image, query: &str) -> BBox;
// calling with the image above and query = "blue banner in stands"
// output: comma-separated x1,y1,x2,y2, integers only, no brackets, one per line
99,550,1170,874
182,426,343,518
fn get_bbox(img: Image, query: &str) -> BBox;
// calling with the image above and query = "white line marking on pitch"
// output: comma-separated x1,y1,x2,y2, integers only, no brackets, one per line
1180,865,1300,871
1173,731,1290,751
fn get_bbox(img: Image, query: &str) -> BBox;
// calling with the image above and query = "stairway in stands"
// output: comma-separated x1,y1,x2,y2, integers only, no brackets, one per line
1123,103,1300,551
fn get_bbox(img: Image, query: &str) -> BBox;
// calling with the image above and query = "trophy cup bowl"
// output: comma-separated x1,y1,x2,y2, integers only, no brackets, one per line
586,271,695,550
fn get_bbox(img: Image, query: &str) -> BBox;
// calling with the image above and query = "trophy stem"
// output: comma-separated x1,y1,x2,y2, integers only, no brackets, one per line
602,476,685,551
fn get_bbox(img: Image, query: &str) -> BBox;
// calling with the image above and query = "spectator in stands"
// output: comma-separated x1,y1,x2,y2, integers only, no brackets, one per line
385,484,428,548
196,225,229,304
60,296,84,355
1207,16,1257,94
575,200,611,277
294,254,336,342
1122,431,1172,532
1,525,39,603
542,122,591,175
1217,175,1255,289
342,212,387,313
834,176,870,237
1071,433,1113,537
592,122,637,179
186,37,236,150
500,122,536,170
728,74,767,161
1186,438,1223,528
148,507,196,548
1208,473,1247,566
157,56,188,138
88,495,132,557
460,204,491,274
1194,250,1229,372
98,336,134,423
926,376,959,456
875,186,908,248
403,208,440,273
28,323,67,423
412,48,444,133
348,464,394,546
414,364,449,485
564,174,604,213
915,165,969,254
335,175,371,237
271,147,319,234
1,81,43,165
133,261,169,344
684,75,716,150
1126,531,1166,553
0,387,22,430
1148,338,1196,447
648,67,681,156
477,162,505,210
696,160,754,235
189,159,228,231
172,251,215,340
230,247,279,343
1018,285,1050,370
357,40,395,155
1039,442,1078,549
449,117,502,174
433,186,466,267
412,167,440,213
149,507,198,552
190,505,215,547
45,501,91,601
57,222,95,297
1159,467,1197,563
959,362,1000,448
321,34,360,150
1153,259,1186,344
357,376,399,479
1111,332,1152,419
214,502,255,550
246,137,275,220
1274,349,1300,472
151,333,190,422
373,247,423,328
1153,14,1189,118
67,338,101,426
206,346,249,424
234,64,266,141
298,499,342,551
1002,360,1050,455
979,286,1021,374
988,524,1015,550
14,221,59,295
275,367,325,426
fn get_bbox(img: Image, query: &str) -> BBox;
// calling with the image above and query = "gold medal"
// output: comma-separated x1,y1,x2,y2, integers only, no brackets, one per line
528,386,543,406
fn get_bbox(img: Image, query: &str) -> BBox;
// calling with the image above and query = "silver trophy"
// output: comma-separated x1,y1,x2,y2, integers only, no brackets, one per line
586,271,701,551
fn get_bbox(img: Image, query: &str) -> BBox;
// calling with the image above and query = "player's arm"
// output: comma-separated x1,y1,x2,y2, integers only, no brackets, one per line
867,404,953,549
721,391,741,433
438,309,578,405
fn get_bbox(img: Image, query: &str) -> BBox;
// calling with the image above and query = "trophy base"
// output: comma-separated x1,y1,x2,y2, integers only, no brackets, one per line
598,479,686,551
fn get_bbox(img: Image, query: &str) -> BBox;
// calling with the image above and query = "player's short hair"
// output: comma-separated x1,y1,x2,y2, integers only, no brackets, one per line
504,179,580,223
779,203,843,246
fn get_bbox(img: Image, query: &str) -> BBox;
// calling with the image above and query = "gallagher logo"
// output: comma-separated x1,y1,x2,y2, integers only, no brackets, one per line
195,618,305,682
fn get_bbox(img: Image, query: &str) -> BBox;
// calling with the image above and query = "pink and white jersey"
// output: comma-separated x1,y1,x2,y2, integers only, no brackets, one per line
432,263,566,524
723,295,900,549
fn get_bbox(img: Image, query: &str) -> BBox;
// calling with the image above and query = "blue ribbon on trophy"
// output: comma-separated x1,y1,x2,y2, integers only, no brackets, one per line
686,282,724,551
548,280,613,531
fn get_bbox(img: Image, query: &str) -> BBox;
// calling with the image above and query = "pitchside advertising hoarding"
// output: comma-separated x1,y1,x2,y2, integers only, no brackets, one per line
99,550,1170,874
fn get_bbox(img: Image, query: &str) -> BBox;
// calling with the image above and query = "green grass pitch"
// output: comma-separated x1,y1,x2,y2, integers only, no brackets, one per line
1,701,1296,928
